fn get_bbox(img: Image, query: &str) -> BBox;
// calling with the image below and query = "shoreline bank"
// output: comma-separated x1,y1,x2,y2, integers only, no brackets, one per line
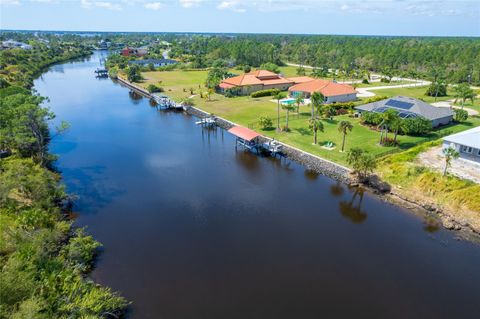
116,76,480,241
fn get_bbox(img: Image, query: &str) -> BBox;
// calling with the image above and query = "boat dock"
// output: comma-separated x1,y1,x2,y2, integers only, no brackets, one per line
151,93,184,110
94,68,108,78
195,117,216,127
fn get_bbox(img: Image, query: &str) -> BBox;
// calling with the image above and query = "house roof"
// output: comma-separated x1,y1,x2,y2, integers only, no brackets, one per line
287,76,315,84
228,126,260,141
355,96,454,121
443,126,480,149
220,70,292,87
288,79,357,97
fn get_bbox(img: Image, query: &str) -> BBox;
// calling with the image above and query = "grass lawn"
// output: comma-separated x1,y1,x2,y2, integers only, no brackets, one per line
137,69,480,166
356,80,413,88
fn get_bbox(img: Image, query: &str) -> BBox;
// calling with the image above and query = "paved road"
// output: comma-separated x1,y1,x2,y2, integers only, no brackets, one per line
431,100,479,116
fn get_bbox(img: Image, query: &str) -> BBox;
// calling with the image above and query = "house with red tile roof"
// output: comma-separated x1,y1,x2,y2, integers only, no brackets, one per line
219,70,305,95
288,79,357,104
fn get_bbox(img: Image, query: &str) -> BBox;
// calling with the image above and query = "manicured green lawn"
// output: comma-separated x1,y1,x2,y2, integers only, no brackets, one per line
138,69,480,166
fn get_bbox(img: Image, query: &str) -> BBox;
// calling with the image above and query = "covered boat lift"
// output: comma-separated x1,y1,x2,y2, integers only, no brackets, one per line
228,126,261,152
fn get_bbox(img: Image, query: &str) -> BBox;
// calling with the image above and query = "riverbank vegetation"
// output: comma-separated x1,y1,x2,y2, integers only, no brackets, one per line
0,38,127,317
377,141,480,231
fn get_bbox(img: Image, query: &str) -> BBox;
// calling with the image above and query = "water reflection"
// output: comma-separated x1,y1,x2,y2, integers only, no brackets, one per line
423,216,441,233
129,90,143,104
339,187,367,224
330,181,345,197
304,168,319,181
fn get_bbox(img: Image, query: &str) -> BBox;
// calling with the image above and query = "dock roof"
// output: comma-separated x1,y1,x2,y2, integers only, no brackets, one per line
228,126,260,141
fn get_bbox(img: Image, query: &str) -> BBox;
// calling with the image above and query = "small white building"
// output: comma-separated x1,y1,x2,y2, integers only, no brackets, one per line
442,126,480,164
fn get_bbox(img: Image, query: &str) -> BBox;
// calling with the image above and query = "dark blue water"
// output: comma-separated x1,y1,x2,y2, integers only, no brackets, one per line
35,52,480,319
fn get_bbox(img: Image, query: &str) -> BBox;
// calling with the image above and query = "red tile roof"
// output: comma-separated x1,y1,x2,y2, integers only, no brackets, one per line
228,126,260,141
287,76,315,84
288,79,357,97
220,70,292,87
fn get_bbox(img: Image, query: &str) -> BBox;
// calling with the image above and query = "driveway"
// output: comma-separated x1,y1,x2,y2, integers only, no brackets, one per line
431,100,479,116
417,146,480,184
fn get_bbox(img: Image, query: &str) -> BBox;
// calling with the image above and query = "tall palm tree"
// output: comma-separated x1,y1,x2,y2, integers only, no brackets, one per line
282,104,295,131
310,91,324,119
274,92,283,130
295,95,303,114
309,117,324,145
378,109,399,145
390,117,405,145
442,147,459,176
338,120,353,152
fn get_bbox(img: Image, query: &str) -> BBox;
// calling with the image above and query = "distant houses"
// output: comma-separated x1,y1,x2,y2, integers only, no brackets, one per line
355,96,453,127
121,47,148,57
128,59,178,67
218,70,357,102
442,126,480,164
288,79,357,103
1,40,32,50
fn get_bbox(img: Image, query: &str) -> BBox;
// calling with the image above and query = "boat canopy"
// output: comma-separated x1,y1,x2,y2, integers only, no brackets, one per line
228,126,260,141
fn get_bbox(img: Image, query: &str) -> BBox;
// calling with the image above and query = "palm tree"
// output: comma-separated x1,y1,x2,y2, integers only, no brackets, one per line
295,95,303,113
338,120,353,152
453,83,475,109
282,104,295,131
310,91,324,119
378,109,399,145
274,92,283,130
308,117,324,145
442,147,459,176
389,117,405,145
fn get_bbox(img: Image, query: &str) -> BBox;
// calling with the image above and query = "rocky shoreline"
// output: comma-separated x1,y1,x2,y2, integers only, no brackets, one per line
116,77,479,243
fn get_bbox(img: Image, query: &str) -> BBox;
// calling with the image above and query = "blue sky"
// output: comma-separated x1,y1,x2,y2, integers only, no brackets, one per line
1,0,479,36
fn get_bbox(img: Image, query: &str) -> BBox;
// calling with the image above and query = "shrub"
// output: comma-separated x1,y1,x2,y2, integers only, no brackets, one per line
336,108,349,115
250,88,280,98
380,78,390,83
362,78,369,84
382,137,398,147
259,62,280,74
224,87,242,97
364,96,388,104
402,117,432,135
147,84,163,93
180,97,194,106
259,116,273,130
329,102,355,110
361,112,383,125
454,109,468,122
425,82,447,97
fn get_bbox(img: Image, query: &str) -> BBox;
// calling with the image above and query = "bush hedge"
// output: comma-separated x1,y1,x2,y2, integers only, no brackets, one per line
250,88,280,98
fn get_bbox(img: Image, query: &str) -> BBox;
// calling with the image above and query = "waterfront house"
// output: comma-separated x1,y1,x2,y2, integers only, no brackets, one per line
355,96,453,127
442,126,480,164
1,39,32,50
128,59,177,67
121,47,148,57
288,79,357,103
218,70,298,95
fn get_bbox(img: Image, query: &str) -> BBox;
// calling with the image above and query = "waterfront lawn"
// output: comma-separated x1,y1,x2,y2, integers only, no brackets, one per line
138,70,480,166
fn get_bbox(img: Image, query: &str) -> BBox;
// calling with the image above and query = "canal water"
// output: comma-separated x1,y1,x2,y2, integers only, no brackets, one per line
35,52,480,319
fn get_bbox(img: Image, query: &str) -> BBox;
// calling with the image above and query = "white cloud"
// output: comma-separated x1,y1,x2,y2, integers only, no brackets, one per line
144,1,163,10
179,0,204,8
81,0,122,10
340,4,350,10
0,0,21,5
217,0,246,13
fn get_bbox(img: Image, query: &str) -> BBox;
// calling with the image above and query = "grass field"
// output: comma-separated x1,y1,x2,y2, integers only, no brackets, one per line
137,69,480,166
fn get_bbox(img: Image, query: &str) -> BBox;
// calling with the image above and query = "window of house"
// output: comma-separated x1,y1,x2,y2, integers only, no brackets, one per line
461,145,473,153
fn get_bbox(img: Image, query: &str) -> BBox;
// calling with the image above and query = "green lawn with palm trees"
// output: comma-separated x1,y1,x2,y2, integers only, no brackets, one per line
137,69,480,166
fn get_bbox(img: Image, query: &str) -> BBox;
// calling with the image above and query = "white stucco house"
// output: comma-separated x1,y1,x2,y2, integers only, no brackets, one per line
442,126,480,164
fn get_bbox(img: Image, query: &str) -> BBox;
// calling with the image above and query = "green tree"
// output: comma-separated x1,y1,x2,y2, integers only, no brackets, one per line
259,116,273,130
205,67,228,89
308,117,324,145
453,83,475,109
454,108,468,122
260,62,280,74
442,147,459,176
296,66,306,75
282,103,296,131
310,91,324,119
295,95,303,113
338,120,353,152
378,109,399,145
274,92,283,130
346,148,377,180
126,64,142,82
